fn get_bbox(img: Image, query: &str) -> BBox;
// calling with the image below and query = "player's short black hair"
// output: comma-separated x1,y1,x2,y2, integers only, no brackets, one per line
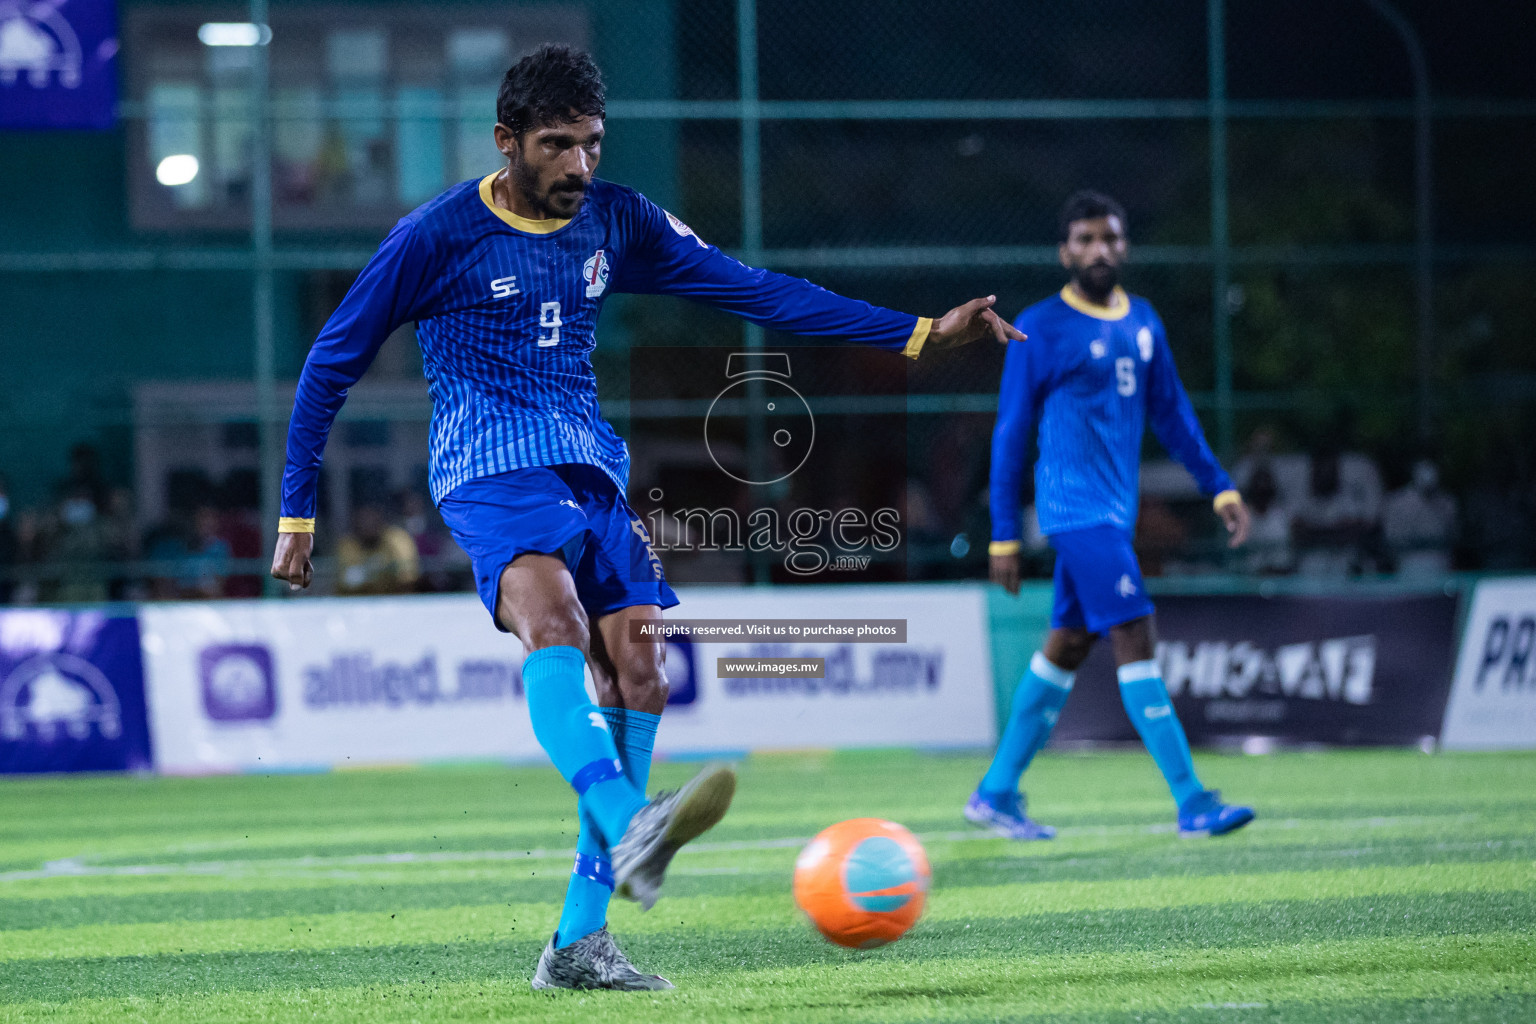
1058,190,1127,241
496,44,606,137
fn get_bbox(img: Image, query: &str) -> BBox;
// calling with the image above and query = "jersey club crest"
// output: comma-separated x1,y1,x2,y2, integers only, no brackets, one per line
583,249,610,298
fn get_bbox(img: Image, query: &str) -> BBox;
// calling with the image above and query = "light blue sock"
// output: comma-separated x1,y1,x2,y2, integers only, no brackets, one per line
1117,660,1204,807
980,652,1074,796
555,707,662,948
522,646,645,847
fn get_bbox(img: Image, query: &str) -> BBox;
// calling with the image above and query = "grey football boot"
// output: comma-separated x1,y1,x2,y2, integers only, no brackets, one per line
611,763,736,911
531,926,674,991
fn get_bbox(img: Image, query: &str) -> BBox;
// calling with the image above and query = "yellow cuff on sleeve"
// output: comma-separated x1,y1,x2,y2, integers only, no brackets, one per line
278,517,316,534
988,540,1021,556
903,317,933,359
1213,490,1242,513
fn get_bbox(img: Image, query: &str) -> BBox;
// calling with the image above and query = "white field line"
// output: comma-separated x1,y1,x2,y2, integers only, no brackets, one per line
0,811,1506,885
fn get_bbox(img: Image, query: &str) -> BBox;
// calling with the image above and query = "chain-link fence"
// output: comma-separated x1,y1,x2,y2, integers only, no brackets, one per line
2,0,1533,600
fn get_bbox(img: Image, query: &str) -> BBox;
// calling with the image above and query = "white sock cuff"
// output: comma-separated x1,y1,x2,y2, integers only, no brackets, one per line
1030,652,1076,690
1116,659,1161,685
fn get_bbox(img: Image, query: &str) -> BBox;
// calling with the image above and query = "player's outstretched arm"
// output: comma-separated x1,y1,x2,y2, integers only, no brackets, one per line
616,198,1023,357
926,295,1025,352
271,531,315,590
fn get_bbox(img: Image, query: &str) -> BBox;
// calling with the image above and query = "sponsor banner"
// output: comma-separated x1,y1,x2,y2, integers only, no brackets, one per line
0,609,152,773
1441,578,1536,750
140,585,993,772
140,596,541,774
1054,594,1458,745
652,585,993,755
0,0,119,130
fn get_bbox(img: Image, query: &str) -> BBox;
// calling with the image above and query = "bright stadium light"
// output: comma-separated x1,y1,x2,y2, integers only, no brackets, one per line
155,154,200,187
197,22,272,47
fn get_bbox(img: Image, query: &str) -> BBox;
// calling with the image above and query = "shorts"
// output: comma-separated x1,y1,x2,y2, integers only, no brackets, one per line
1049,523,1155,634
438,464,679,630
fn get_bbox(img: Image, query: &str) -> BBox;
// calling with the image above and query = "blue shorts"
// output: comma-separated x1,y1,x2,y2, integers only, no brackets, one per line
1049,524,1155,634
438,464,678,630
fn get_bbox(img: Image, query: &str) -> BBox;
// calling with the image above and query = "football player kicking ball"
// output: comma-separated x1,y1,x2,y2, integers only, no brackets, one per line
270,45,1021,991
974,190,1256,841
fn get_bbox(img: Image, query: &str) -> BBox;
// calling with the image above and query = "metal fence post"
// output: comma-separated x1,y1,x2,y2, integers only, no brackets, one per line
251,0,280,594
738,0,770,582
1208,0,1234,459
1364,0,1434,442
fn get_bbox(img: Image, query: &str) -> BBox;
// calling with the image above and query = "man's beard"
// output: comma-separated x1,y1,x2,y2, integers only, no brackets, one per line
1074,261,1119,300
512,161,586,219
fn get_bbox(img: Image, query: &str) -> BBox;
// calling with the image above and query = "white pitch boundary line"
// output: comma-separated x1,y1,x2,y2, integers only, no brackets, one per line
0,812,1502,885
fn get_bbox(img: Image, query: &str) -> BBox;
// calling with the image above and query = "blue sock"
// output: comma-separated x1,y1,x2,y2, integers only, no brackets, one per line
1118,660,1204,807
522,646,645,848
980,652,1074,796
555,707,662,948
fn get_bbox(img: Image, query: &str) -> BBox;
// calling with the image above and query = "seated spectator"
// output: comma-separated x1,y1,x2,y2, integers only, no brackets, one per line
47,483,109,603
179,505,232,599
1241,465,1294,575
1294,448,1380,577
337,503,420,595
1383,460,1458,576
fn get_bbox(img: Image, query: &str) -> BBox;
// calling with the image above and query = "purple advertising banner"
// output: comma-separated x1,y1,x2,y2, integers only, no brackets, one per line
0,0,119,130
1054,594,1459,747
0,609,151,773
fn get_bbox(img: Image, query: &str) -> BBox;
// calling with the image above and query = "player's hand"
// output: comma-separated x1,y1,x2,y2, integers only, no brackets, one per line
927,295,1026,352
1218,497,1251,549
989,552,1022,596
271,531,315,591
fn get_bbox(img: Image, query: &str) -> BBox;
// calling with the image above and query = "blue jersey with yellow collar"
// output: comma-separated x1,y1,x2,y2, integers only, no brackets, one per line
281,174,930,519
989,285,1232,542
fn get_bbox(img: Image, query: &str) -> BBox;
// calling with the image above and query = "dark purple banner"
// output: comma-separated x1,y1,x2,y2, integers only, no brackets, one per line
1054,593,1459,746
0,0,118,130
0,610,151,772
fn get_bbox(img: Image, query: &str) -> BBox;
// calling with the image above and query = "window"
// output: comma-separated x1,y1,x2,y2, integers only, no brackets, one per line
126,5,588,230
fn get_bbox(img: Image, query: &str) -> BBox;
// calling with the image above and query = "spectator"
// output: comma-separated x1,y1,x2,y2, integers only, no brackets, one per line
179,505,233,598
1293,449,1380,577
336,503,420,595
1383,460,1458,576
47,482,109,603
142,520,188,601
58,443,110,511
1241,465,1295,575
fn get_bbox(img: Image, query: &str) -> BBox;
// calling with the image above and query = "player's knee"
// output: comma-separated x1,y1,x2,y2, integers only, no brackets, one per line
518,597,590,653
1050,629,1094,669
617,644,669,710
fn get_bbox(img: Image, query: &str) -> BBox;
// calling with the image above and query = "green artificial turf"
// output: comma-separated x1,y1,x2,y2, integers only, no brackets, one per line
0,748,1532,1023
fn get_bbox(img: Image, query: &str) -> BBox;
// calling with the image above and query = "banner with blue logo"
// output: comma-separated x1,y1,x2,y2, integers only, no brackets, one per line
0,609,152,772
0,0,118,130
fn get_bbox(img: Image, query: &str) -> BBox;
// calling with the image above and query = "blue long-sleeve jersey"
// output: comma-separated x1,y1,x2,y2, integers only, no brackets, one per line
281,173,930,519
989,286,1233,542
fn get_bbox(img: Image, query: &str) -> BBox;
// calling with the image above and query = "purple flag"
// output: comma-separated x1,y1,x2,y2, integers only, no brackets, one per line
0,0,117,130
